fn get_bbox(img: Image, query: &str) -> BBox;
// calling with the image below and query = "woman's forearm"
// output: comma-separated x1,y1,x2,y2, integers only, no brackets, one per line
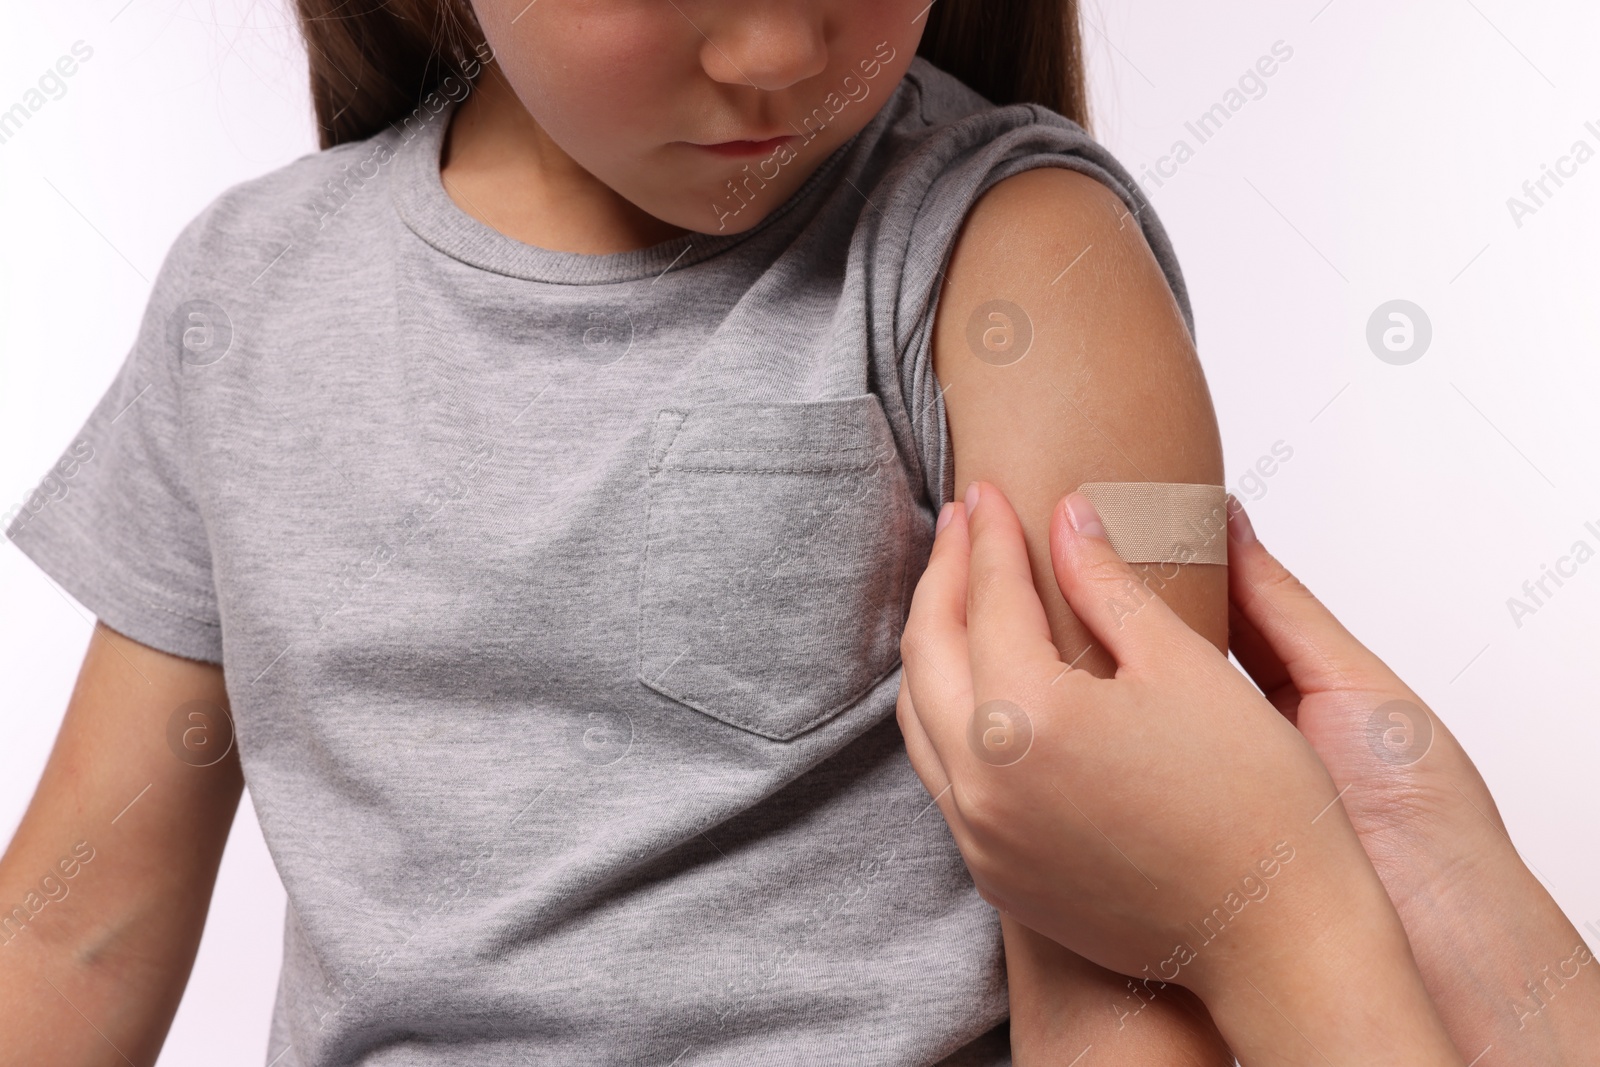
1222,510,1599,1063
1378,815,1600,1063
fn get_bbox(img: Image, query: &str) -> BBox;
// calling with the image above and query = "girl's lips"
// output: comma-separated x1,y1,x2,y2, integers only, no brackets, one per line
690,135,795,157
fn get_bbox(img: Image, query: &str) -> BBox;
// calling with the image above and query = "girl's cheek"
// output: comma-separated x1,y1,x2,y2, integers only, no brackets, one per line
508,40,682,145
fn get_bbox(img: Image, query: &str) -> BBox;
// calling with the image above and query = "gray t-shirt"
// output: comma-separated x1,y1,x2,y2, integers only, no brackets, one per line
7,56,1190,1067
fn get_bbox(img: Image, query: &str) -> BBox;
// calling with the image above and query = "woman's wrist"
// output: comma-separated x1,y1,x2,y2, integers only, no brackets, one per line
1376,819,1600,1061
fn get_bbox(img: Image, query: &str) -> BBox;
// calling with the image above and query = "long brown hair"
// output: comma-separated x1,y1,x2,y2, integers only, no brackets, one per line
917,1,1088,130
295,0,1088,150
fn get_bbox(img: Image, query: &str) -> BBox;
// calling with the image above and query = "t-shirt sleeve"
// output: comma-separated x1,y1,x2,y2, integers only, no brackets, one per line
5,213,225,663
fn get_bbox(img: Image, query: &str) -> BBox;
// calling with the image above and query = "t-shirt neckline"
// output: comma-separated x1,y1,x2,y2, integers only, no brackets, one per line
389,98,867,286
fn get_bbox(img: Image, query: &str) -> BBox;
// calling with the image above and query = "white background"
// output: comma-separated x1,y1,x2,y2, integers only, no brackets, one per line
2,1,1596,1063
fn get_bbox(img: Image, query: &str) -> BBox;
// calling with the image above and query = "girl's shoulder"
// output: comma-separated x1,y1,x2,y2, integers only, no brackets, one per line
859,55,1137,269
164,121,418,292
853,56,1190,341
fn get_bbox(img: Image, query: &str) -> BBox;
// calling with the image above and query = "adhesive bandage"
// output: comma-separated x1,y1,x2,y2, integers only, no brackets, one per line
1074,482,1229,565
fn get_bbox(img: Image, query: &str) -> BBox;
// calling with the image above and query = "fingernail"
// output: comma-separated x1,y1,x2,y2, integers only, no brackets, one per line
963,481,980,518
936,501,955,534
1064,493,1106,539
1227,495,1257,545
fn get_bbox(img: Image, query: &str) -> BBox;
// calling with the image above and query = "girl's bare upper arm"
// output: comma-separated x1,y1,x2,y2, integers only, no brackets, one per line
932,165,1227,670
0,621,241,1064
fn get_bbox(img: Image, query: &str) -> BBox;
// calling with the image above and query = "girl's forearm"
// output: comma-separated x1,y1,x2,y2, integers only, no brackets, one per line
0,865,190,1067
1193,867,1464,1067
0,625,240,1066
1002,916,1234,1066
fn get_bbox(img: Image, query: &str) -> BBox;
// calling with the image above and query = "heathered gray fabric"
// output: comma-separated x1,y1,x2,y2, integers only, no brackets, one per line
7,56,1190,1066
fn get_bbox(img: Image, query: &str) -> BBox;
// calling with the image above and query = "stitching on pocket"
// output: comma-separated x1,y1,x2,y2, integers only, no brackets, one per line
659,412,689,456
649,409,691,471
661,444,893,476
655,463,882,475
673,445,876,455
636,462,665,694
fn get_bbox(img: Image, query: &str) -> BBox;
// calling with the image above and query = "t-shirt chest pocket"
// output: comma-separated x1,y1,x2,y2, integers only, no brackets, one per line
638,395,912,741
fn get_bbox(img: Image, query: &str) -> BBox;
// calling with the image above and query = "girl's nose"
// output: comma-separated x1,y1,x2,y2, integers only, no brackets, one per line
697,2,829,92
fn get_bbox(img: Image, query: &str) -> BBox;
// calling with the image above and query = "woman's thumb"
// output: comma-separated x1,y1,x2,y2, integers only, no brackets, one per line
1227,500,1387,694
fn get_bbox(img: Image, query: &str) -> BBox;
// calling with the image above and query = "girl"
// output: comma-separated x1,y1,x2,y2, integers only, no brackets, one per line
0,1,1230,1062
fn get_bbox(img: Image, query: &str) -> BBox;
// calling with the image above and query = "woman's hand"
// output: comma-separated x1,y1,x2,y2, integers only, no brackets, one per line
1225,502,1501,891
1226,505,1600,1063
897,482,1463,1065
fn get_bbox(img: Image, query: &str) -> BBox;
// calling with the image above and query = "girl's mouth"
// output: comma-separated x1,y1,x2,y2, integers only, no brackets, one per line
690,136,795,157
